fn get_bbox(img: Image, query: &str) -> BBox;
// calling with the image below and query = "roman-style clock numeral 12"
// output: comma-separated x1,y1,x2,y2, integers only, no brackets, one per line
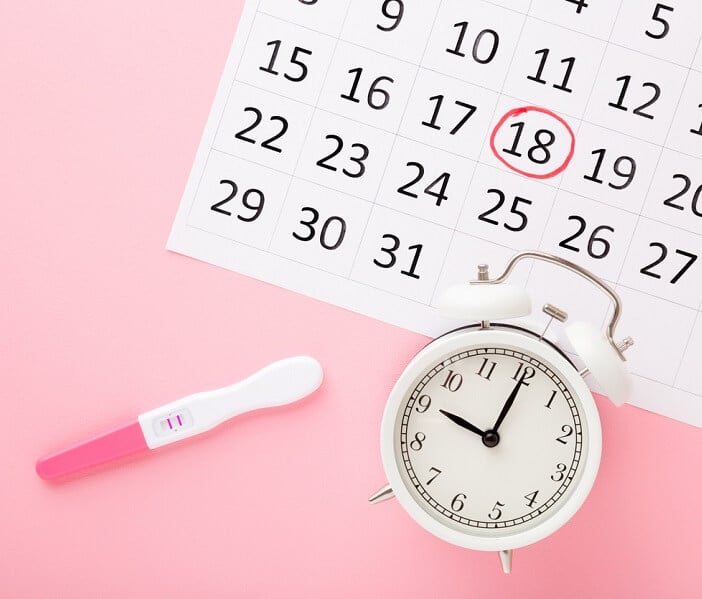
512,363,536,382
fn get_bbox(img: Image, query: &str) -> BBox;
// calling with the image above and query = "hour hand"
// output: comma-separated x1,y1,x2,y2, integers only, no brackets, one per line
439,409,486,438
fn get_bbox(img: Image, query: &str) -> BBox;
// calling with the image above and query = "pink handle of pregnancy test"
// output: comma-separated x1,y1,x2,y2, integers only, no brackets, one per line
36,421,149,480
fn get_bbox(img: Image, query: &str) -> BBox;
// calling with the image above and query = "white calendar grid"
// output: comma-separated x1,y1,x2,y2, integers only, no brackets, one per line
168,0,702,427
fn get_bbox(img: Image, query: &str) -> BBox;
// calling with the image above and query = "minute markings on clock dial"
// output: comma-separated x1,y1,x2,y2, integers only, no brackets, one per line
397,347,585,531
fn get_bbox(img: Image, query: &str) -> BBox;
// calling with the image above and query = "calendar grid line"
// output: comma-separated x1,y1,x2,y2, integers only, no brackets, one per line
624,370,699,396
228,77,575,147
228,1,702,300
482,0,528,17
203,144,702,248
672,310,700,388
667,29,702,388
210,71,702,297
613,281,699,314
185,207,702,401
256,9,340,43
429,0,536,305
186,215,702,317
207,79,702,235
232,59,702,161
185,0,263,224
520,2,609,291
195,211,702,399
526,0,624,322
264,1,355,254
186,147,217,224
600,0,623,41
257,8,430,69
223,81,702,199
597,0,694,334
259,4,702,73
184,222,436,307
529,1,702,72
230,0,263,123
260,4,702,92
663,32,702,158
612,28,702,307
235,2,702,187
345,0,442,281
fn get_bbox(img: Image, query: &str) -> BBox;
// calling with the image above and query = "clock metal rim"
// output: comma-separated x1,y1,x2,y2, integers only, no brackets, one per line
380,327,602,552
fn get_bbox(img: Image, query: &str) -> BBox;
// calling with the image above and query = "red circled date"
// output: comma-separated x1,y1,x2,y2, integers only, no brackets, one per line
489,106,576,180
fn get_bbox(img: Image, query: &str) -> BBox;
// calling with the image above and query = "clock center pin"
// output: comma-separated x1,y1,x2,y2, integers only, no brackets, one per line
482,430,500,448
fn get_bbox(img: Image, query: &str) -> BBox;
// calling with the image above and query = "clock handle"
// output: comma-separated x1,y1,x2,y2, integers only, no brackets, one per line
471,250,629,361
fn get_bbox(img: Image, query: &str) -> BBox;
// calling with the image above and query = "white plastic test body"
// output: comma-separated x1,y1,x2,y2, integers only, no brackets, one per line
138,356,323,448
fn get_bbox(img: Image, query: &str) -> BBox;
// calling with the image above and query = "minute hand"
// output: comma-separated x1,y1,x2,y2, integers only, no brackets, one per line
492,376,527,433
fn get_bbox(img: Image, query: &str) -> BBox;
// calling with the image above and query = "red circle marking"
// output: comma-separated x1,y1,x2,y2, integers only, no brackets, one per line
489,106,576,180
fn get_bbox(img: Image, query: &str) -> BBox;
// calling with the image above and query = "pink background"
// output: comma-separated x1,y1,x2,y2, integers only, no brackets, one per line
2,2,702,597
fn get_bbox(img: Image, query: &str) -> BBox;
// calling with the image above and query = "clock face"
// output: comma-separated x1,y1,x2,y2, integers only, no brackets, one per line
393,341,590,540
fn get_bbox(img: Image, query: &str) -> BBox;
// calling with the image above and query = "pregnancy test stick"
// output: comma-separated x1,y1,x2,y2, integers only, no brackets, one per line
36,356,323,480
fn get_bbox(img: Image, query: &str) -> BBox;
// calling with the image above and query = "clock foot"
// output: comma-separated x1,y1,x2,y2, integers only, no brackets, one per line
368,483,394,504
498,549,512,574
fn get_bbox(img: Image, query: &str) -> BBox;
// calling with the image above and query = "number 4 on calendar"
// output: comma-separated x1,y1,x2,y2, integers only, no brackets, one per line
565,0,589,14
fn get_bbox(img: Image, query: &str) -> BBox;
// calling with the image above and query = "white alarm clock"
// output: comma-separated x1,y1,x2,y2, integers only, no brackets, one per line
369,251,634,573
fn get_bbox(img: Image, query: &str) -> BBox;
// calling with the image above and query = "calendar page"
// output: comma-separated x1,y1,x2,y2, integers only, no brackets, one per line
168,0,702,428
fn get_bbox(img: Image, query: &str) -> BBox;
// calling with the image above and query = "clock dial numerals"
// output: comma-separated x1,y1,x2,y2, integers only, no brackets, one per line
556,424,574,444
441,369,463,392
545,389,557,409
524,490,539,508
415,394,432,413
512,362,536,383
409,431,426,451
426,467,442,485
451,493,467,512
476,357,497,380
488,501,505,521
397,347,586,533
551,463,568,482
